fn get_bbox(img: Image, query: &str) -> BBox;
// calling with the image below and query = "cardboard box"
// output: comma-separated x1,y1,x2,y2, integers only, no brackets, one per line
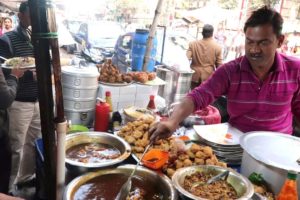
151,85,159,95
112,102,118,111
119,84,137,95
135,93,149,101
118,101,135,110
98,84,120,102
135,84,152,94
134,100,148,108
119,94,136,103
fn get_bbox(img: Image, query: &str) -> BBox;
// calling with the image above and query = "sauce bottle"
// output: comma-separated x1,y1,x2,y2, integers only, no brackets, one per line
147,95,156,111
112,111,122,131
94,98,110,132
105,91,114,133
277,171,298,200
105,91,113,112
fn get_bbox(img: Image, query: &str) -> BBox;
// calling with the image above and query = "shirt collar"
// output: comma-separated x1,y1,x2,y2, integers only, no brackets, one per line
239,52,284,72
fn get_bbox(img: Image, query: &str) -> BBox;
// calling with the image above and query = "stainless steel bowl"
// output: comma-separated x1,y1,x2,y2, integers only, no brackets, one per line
64,164,178,200
172,165,254,200
65,132,131,172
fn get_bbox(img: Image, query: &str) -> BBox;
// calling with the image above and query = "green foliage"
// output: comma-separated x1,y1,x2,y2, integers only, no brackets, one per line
248,0,281,10
218,0,238,9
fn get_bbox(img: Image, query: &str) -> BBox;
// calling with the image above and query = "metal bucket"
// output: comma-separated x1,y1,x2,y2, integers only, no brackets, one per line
62,84,98,100
61,65,99,88
240,131,300,197
62,65,99,127
156,65,194,106
65,109,94,127
63,97,96,111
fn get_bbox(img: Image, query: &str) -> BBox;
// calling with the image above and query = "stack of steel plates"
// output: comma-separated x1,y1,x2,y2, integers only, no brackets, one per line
193,123,244,165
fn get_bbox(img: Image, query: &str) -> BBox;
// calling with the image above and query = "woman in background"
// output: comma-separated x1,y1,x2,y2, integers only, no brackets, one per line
0,19,3,36
3,17,13,33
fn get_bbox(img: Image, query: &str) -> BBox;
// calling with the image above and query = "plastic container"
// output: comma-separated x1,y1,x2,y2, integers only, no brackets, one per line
105,91,113,112
142,149,169,169
94,100,110,132
131,29,157,72
68,124,89,134
147,95,156,110
277,171,298,200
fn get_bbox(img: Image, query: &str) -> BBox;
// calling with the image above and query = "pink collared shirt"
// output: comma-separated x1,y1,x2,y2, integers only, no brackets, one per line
187,52,300,134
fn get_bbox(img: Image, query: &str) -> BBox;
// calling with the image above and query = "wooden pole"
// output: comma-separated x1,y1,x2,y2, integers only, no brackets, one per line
45,3,67,200
29,0,57,199
142,0,164,71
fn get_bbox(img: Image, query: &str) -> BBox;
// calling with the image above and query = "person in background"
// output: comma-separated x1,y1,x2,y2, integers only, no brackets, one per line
9,12,18,28
0,66,24,197
0,19,3,36
0,1,41,195
233,29,245,58
186,24,223,89
149,6,300,141
3,17,13,33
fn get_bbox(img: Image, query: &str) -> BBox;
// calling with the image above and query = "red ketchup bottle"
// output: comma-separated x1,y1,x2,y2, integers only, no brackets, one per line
94,98,110,132
147,95,156,111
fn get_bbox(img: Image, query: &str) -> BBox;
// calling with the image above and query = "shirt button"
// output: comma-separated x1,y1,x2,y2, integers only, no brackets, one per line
258,87,261,90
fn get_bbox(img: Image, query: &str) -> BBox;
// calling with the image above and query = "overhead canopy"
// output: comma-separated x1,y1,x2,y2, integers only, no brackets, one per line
180,5,239,28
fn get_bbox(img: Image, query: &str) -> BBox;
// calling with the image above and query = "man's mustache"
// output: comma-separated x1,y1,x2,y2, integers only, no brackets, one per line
249,53,262,58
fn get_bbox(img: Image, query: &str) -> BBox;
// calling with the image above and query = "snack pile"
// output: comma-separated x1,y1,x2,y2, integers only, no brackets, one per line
97,60,156,84
117,118,227,177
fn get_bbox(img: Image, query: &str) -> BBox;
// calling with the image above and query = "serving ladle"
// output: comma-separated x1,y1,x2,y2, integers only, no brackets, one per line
115,141,153,200
191,170,230,189
0,56,8,61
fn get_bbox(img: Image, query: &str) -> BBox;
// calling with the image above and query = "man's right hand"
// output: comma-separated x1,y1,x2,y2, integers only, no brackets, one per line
0,193,24,200
149,120,178,142
11,68,25,78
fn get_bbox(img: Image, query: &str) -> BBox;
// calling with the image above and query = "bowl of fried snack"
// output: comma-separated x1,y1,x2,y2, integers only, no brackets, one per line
172,165,254,200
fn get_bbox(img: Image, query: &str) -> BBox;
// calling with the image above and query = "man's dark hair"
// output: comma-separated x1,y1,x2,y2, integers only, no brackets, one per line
4,17,12,23
244,6,283,37
202,24,214,38
19,1,29,13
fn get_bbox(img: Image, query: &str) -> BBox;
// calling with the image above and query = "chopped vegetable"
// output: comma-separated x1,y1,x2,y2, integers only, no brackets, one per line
248,172,265,185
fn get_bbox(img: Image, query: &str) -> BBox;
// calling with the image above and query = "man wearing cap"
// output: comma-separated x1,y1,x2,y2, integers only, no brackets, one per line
187,24,223,89
0,1,41,194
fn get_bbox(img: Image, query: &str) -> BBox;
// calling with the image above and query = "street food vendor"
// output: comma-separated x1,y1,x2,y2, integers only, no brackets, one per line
150,6,300,141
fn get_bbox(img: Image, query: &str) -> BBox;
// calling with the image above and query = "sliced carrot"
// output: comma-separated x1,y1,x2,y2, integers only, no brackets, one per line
178,135,190,141
225,133,232,139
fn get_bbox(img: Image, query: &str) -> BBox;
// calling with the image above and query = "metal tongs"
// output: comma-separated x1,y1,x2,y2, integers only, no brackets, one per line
191,170,230,189
115,141,153,200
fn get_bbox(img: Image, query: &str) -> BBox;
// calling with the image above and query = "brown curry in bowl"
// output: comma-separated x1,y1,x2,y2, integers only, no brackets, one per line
66,143,121,164
72,173,163,200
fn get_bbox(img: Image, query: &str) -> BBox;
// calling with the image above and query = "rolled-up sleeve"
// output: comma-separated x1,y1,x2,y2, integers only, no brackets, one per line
187,65,230,111
186,42,193,60
292,74,300,121
0,69,17,109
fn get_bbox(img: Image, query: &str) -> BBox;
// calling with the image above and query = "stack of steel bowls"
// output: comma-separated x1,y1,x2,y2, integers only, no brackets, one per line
62,64,99,127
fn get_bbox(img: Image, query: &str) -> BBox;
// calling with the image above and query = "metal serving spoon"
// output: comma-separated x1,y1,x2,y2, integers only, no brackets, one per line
115,141,153,200
0,56,8,61
191,170,230,189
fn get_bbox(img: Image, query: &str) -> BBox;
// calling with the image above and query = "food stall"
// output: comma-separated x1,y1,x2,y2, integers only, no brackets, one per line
19,0,300,200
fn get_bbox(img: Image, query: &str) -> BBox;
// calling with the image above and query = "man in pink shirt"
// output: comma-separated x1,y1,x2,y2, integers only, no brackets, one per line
150,6,300,141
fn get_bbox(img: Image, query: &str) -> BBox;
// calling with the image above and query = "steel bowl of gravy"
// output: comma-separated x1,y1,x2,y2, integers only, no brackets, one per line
65,132,131,172
64,164,178,200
